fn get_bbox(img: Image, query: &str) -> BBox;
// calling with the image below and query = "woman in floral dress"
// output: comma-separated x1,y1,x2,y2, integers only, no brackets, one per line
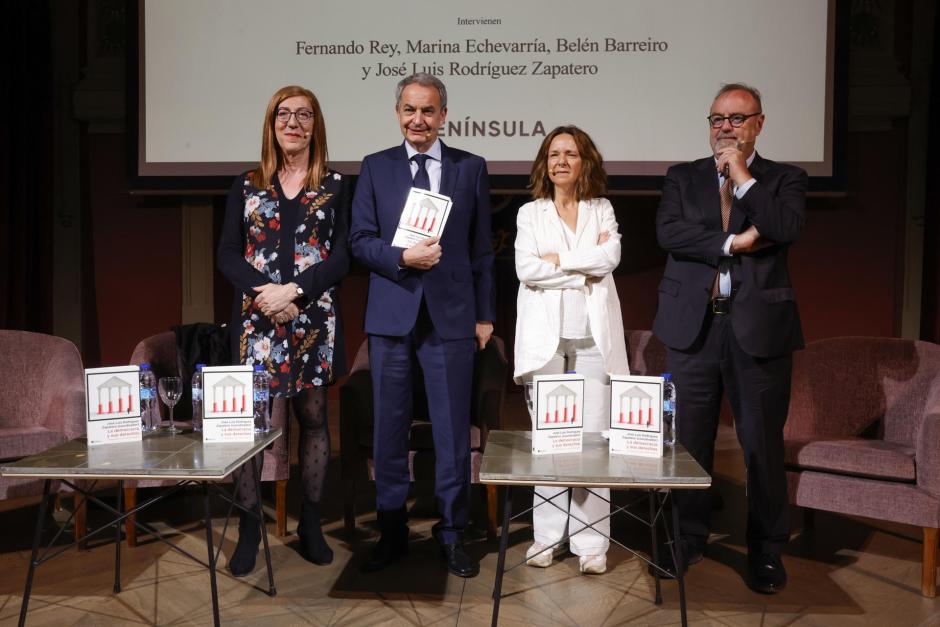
218,85,350,575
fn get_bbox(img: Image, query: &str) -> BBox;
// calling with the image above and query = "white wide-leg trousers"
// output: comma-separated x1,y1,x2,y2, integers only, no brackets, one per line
529,337,611,556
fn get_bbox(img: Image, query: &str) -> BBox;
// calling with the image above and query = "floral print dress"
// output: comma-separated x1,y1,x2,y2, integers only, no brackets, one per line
218,170,351,396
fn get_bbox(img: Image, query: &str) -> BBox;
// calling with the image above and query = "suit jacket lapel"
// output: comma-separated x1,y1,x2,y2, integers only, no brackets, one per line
392,143,413,211
439,141,457,200
694,158,722,231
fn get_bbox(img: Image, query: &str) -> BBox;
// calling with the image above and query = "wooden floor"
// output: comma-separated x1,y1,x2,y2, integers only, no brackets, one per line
1,395,938,626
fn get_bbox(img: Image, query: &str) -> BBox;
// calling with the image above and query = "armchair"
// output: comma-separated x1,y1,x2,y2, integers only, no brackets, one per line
339,336,508,538
784,336,940,597
125,329,291,546
0,330,87,539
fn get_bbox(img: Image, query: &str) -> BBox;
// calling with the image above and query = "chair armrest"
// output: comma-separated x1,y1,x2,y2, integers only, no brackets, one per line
916,409,940,498
38,345,86,440
56,385,87,440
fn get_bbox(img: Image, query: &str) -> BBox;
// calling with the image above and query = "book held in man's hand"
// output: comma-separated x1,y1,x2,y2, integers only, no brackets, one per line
391,187,453,248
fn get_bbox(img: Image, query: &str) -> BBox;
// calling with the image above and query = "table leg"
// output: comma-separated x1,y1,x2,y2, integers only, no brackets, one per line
670,492,688,627
114,480,123,593
252,454,277,596
74,488,87,551
649,490,662,604
491,486,512,627
203,482,221,627
18,479,52,627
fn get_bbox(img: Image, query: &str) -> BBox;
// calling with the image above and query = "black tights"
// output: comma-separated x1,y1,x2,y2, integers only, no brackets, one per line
234,387,330,509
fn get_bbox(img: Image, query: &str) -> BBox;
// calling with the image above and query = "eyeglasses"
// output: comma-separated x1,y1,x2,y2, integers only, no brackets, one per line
276,108,314,124
706,112,762,128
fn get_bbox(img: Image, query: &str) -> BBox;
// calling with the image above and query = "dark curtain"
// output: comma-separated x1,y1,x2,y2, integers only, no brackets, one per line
922,8,940,343
0,0,55,331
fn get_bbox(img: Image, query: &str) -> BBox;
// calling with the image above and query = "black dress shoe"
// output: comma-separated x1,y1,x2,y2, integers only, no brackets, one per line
747,552,787,594
439,542,479,578
361,533,409,573
648,537,703,579
430,522,479,578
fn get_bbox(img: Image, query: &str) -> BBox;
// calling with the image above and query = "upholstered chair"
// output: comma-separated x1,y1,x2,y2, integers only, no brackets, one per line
125,329,290,546
784,336,940,597
0,330,87,540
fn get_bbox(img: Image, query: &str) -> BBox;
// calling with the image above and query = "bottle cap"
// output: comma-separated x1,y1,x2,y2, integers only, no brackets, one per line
196,363,206,370
661,372,672,380
140,363,151,370
253,364,264,371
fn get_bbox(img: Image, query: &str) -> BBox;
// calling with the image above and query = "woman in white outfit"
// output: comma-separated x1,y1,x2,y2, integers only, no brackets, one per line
514,125,630,574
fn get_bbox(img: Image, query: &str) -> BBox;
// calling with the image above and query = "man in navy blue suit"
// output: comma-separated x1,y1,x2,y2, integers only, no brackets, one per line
350,73,495,577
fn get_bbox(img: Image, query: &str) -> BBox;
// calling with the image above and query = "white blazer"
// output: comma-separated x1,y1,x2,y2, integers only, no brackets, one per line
513,197,630,382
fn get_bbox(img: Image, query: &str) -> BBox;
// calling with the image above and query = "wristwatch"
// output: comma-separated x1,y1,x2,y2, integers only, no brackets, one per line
295,285,305,299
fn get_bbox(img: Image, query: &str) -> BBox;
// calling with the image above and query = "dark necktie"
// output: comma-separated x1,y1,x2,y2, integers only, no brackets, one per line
712,178,734,297
412,153,431,191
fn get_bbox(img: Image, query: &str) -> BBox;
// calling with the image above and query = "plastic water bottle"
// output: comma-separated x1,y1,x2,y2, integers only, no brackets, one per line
662,373,677,447
191,363,205,433
139,364,158,431
252,365,271,434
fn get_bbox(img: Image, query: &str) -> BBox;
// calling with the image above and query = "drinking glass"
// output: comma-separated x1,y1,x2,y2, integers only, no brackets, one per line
158,376,183,433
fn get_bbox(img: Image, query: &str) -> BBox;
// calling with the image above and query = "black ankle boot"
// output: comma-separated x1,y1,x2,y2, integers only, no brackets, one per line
228,511,261,577
297,499,333,565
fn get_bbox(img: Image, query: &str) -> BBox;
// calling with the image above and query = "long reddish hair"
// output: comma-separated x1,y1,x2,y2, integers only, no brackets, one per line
249,85,328,190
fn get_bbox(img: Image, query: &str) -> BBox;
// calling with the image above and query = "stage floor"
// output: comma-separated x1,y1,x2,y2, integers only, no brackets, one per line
1,395,937,626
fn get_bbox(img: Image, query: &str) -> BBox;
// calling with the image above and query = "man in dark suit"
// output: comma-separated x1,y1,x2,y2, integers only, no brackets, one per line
652,83,807,593
350,73,495,578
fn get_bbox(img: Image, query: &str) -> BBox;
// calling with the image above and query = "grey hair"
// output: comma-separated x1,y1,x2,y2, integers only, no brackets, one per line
713,82,762,112
395,73,448,110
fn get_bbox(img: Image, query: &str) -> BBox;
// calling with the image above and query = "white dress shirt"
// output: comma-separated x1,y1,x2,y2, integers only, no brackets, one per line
717,151,757,297
404,139,443,194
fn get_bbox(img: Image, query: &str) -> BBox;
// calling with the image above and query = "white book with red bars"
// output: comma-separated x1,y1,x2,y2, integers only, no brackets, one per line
608,375,664,458
201,365,254,442
531,373,584,455
85,365,143,445
391,187,453,249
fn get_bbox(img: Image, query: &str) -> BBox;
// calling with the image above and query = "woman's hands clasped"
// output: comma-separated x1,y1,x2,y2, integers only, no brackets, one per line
253,282,302,324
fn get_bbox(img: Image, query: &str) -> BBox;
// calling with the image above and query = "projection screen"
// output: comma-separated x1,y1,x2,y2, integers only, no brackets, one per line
135,0,839,187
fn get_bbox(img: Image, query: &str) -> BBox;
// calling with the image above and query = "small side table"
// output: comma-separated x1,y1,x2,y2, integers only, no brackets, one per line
1,428,282,627
480,430,711,627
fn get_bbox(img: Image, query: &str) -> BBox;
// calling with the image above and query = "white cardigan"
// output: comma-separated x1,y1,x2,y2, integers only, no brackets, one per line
513,197,630,382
